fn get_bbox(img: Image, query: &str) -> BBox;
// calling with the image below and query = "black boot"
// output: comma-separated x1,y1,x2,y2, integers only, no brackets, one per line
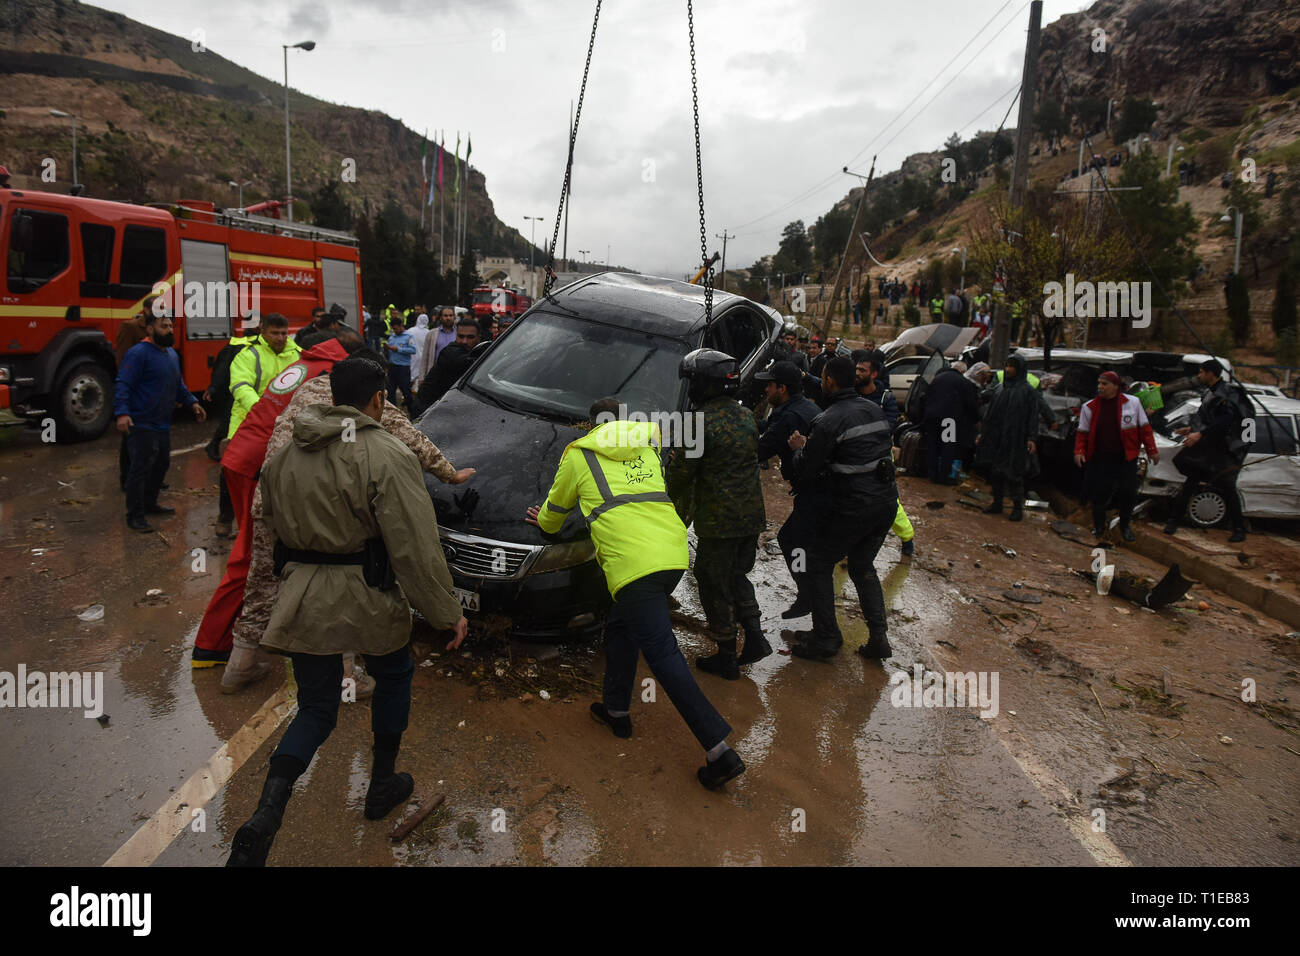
737,617,772,665
697,637,740,680
1009,501,1024,522
857,629,892,660
780,599,810,620
365,747,414,820
982,499,1004,515
227,774,293,867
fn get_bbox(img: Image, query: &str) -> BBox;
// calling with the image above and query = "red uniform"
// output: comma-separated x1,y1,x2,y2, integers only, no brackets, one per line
192,339,350,663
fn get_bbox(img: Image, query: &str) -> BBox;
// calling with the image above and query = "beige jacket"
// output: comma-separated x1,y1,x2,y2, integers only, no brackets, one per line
259,404,463,655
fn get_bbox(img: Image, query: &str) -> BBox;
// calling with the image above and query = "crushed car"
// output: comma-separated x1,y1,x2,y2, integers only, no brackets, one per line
1140,391,1300,525
414,272,782,640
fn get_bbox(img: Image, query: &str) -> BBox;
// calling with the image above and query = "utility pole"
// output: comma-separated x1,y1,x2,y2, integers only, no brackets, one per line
820,158,875,339
992,0,1042,368
715,230,734,293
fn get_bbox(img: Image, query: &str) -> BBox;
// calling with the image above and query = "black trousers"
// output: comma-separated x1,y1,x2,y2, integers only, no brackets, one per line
272,645,414,768
1170,465,1245,530
218,469,235,523
124,428,170,521
781,497,896,651
387,364,415,411
693,534,760,635
119,433,130,491
989,475,1025,509
1085,452,1138,529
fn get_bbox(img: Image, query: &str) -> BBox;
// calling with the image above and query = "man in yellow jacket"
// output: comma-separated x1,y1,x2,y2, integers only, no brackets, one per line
526,397,744,790
226,313,302,439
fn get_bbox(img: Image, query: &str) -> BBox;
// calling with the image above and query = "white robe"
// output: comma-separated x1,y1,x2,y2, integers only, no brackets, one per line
408,315,431,385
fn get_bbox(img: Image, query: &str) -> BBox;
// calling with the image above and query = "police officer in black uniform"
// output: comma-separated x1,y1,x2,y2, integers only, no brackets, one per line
781,356,897,661
1163,358,1252,542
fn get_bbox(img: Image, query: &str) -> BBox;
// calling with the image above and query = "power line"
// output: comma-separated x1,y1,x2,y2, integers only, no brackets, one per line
729,1,1023,238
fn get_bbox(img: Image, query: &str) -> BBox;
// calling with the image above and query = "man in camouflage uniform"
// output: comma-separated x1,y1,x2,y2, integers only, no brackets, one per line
666,349,769,680
222,347,474,693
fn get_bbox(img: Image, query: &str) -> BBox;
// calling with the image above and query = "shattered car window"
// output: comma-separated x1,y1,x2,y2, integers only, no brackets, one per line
466,311,688,421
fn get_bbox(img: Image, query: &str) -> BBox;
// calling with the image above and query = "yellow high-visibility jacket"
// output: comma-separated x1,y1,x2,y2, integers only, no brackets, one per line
227,336,303,439
537,419,688,599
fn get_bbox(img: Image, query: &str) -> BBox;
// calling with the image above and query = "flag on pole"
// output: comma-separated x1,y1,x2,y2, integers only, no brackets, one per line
437,130,444,191
466,133,472,168
453,131,462,198
421,129,428,190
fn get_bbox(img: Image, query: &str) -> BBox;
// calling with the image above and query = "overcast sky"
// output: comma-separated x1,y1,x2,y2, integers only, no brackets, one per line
94,0,1085,277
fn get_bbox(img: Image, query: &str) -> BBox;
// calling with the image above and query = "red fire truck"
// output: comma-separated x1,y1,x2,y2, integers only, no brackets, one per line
470,285,531,326
0,188,362,441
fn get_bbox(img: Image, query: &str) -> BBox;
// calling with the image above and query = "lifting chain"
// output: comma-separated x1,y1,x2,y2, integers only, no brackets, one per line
687,0,713,321
544,0,603,298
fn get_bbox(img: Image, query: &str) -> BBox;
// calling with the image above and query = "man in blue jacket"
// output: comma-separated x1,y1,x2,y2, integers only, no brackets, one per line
383,315,418,412
114,312,206,532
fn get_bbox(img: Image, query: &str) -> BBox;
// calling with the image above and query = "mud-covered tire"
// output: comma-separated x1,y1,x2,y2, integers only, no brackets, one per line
52,360,113,442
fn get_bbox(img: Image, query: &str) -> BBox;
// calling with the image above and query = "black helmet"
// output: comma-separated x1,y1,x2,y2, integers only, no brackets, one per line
679,348,739,402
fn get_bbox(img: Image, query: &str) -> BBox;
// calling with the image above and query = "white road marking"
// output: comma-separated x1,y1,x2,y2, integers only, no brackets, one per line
103,679,296,867
923,647,1132,866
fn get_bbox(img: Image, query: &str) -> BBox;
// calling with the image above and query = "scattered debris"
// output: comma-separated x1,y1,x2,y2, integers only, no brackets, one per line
95,714,110,727
982,542,1017,559
1218,735,1234,745
1002,590,1043,604
389,793,446,842
925,500,945,510
538,689,551,701
75,604,104,623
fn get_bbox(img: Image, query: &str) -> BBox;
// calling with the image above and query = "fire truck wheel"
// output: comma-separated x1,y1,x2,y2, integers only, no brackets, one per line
53,360,113,442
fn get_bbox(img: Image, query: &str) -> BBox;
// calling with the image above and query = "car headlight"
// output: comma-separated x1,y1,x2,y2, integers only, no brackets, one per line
529,538,596,574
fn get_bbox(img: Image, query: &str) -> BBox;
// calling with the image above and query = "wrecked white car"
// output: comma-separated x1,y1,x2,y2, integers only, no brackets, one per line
1140,392,1300,525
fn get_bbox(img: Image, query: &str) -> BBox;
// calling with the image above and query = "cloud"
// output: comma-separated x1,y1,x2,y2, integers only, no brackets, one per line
287,2,332,38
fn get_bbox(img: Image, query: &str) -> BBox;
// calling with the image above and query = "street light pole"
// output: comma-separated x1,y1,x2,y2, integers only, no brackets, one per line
282,40,316,223
578,249,590,273
228,179,252,208
1222,209,1243,275
524,215,543,297
49,110,77,187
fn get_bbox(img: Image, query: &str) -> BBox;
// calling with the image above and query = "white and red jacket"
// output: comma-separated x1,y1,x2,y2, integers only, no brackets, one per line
1074,393,1158,462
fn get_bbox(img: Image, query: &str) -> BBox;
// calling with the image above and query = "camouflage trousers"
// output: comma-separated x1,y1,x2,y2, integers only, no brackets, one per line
230,512,277,651
693,534,761,636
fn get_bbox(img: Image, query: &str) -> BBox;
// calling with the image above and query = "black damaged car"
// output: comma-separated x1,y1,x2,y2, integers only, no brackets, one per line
414,272,782,640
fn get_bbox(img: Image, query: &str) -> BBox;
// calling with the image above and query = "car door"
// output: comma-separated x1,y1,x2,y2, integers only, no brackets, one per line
702,304,777,407
904,350,948,425
1239,412,1300,517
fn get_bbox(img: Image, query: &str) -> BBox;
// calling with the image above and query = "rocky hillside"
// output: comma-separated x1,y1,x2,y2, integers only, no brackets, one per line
0,0,535,259
1038,0,1300,128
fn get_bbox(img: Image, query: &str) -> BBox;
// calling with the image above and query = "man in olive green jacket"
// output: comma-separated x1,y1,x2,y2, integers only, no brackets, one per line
227,356,467,867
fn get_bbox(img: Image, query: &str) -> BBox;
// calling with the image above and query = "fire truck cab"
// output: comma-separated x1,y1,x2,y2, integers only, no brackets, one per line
1,187,362,441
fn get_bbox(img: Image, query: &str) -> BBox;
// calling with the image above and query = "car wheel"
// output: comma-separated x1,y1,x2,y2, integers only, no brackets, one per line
1187,488,1227,528
53,361,113,442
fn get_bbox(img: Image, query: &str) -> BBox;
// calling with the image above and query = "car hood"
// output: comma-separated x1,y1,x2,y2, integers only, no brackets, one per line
415,386,589,545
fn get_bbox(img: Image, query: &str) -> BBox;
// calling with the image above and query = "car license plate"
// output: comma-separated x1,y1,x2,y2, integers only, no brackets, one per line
453,587,480,611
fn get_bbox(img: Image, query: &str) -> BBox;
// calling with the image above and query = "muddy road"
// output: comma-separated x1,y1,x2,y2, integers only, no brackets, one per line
0,421,1295,866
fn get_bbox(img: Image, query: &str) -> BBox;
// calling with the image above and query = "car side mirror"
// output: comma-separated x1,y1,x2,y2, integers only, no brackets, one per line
469,340,491,358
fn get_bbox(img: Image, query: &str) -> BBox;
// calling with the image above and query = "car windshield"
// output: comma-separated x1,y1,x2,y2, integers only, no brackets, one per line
465,311,689,421
472,291,495,305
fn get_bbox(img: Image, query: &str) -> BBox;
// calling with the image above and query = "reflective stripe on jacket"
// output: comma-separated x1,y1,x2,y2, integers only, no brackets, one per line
227,337,303,439
537,419,688,598
1075,392,1157,462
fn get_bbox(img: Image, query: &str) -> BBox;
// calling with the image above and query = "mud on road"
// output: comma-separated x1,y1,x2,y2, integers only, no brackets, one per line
0,422,1295,866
